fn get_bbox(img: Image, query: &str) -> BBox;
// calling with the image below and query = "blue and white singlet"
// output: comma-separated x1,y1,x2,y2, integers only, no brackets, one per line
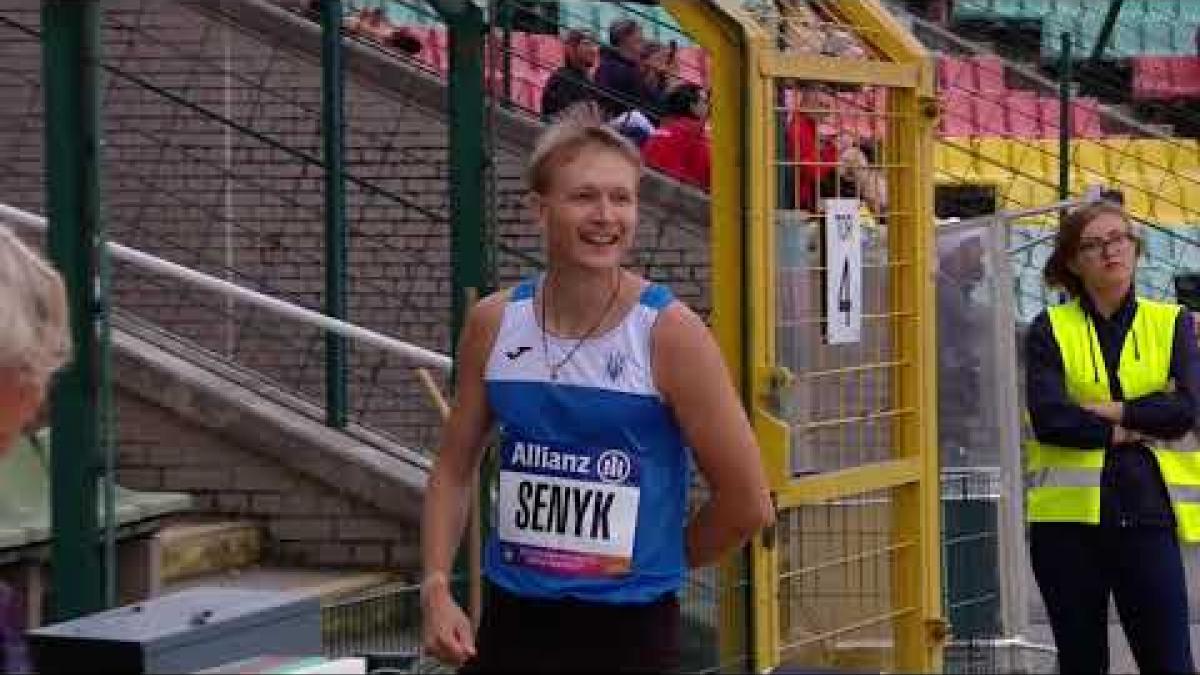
482,277,690,604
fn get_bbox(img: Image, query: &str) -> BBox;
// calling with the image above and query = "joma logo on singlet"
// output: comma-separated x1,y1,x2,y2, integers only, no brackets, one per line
510,442,591,475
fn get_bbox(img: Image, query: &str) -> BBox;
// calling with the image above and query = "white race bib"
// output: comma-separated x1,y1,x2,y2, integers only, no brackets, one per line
495,439,640,577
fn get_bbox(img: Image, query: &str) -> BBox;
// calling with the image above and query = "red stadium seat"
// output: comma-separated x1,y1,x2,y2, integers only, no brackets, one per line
1132,56,1200,101
1132,56,1174,100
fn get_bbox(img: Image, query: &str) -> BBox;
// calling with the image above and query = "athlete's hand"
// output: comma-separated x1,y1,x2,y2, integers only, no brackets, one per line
421,576,476,667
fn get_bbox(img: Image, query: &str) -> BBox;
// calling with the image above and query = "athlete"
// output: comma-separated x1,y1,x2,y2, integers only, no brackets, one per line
420,103,774,672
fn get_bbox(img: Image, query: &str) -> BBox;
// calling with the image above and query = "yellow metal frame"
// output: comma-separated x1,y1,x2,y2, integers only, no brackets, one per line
662,1,765,670
665,1,943,671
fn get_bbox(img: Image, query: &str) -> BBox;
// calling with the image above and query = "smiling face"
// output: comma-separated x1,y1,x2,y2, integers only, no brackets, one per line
1068,211,1137,297
531,145,639,273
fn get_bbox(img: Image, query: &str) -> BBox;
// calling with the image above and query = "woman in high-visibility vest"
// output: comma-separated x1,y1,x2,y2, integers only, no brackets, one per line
1025,202,1198,674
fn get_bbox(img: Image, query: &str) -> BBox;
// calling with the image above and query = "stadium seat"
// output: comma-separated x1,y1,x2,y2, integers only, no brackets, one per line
937,139,980,180
675,47,709,85
1008,138,1056,178
975,137,1015,180
1039,97,1063,137
420,27,448,75
939,95,974,136
1105,137,1146,176
1131,57,1174,101
975,55,1006,93
1005,91,1041,137
532,34,565,71
1071,98,1103,137
1001,178,1058,211
1072,140,1109,176
938,56,976,93
975,96,1008,135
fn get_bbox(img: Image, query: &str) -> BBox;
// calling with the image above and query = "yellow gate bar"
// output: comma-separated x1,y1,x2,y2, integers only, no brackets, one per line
775,457,923,508
759,53,918,88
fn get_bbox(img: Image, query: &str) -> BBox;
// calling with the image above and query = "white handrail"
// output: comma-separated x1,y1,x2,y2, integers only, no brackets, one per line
0,203,453,372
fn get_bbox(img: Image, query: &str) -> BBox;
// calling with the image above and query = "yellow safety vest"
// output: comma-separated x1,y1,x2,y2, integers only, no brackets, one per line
1025,297,1200,543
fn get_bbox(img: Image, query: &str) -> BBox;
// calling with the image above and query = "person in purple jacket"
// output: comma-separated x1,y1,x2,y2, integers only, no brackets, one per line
593,18,645,120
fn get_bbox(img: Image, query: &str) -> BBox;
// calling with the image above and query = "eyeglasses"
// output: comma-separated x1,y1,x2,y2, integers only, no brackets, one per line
1077,233,1135,259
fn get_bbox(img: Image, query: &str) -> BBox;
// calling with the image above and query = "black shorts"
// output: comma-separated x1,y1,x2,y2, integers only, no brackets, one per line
459,581,681,674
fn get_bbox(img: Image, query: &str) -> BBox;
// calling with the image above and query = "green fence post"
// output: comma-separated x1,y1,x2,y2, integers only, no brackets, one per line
41,0,105,621
321,0,349,428
431,0,490,615
1089,0,1125,63
444,6,490,349
1059,32,1073,201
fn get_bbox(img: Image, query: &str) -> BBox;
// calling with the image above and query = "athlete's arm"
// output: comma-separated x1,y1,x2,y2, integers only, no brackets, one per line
653,302,774,568
420,291,504,666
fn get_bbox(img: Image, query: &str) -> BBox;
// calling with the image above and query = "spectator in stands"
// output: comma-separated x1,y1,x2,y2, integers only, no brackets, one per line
777,0,870,58
635,41,680,124
540,29,601,120
345,6,422,56
642,84,711,190
784,83,887,215
608,40,684,147
594,18,645,119
0,224,69,675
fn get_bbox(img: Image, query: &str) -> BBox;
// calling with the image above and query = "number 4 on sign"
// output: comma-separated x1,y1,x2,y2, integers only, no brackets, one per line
824,199,862,344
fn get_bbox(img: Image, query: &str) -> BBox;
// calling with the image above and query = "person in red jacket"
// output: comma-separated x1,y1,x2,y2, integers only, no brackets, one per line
641,83,711,190
785,83,887,214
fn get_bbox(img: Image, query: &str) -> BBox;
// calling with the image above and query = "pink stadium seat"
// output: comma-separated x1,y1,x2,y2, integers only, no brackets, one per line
1039,97,1062,137
939,94,974,136
422,27,448,75
1006,91,1040,137
1071,98,1103,138
974,96,1007,135
974,55,1005,93
674,47,709,86
938,56,975,93
534,35,565,70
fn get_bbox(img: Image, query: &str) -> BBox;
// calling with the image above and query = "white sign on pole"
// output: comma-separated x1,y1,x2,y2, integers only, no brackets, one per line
824,198,862,344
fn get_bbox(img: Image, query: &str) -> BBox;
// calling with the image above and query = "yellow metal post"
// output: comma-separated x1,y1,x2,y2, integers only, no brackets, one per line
663,1,763,670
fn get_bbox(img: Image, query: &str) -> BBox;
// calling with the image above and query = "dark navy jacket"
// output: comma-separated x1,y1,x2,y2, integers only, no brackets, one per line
1025,292,1199,527
594,50,642,119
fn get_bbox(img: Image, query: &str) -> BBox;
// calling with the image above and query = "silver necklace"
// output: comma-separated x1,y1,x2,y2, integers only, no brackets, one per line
539,271,622,381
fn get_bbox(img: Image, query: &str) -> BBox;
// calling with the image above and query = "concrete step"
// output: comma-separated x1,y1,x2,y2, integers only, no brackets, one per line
158,518,264,584
163,565,397,604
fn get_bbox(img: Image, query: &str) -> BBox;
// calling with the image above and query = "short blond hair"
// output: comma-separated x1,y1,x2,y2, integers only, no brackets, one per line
525,102,642,195
0,224,70,384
